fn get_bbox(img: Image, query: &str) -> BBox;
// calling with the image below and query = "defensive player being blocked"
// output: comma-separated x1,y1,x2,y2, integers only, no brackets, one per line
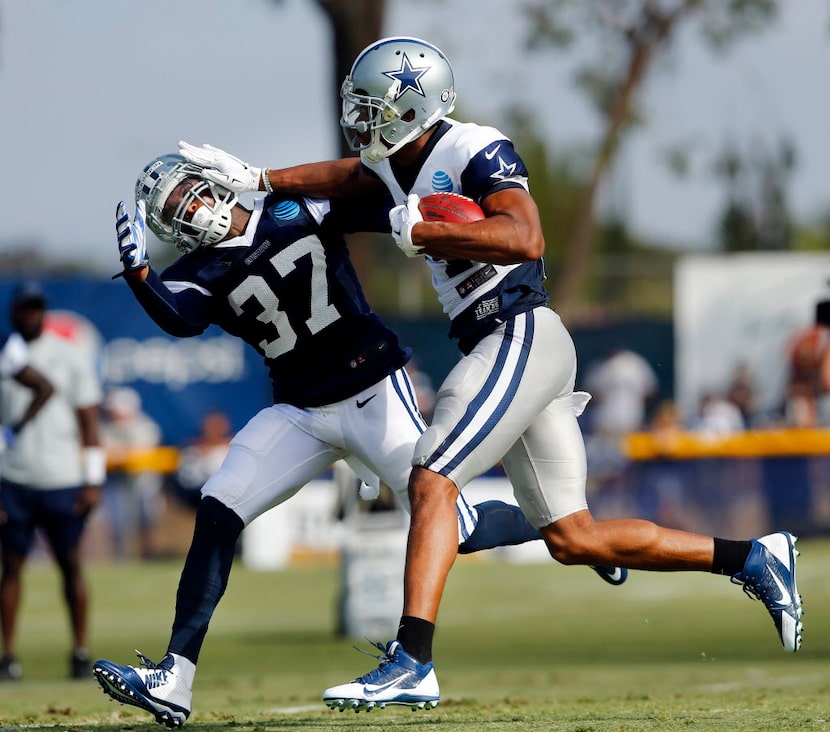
92,154,626,727
178,35,803,714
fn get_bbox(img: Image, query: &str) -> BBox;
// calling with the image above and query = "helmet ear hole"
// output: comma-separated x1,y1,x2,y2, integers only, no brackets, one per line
401,109,416,122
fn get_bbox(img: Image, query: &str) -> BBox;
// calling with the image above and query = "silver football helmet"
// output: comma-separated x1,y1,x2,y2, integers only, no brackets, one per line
340,36,456,164
135,154,238,253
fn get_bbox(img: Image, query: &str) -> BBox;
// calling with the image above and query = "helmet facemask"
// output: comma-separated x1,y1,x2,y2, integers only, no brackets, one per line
136,154,238,253
163,178,235,253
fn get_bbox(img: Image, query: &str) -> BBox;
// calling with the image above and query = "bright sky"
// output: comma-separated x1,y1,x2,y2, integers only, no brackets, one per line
1,0,827,273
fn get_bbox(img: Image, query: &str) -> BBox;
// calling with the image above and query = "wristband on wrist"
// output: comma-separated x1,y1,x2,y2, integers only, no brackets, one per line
82,446,107,485
262,168,274,194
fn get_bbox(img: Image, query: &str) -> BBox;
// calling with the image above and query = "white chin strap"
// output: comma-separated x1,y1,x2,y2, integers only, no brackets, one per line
361,142,391,164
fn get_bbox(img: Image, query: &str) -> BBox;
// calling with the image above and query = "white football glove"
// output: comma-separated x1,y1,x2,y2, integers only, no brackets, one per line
115,199,148,276
178,141,262,194
389,193,425,257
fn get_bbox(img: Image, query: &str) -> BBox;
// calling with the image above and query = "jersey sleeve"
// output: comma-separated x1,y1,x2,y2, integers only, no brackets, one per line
125,268,212,338
460,138,530,204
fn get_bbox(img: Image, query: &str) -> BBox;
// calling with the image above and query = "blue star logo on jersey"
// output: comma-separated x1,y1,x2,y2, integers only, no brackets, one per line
382,52,429,100
490,156,518,181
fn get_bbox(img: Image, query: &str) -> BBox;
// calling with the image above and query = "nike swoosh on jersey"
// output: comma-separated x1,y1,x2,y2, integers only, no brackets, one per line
484,144,501,160
356,394,377,409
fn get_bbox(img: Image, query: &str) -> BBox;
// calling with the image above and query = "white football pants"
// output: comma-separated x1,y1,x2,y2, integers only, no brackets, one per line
201,366,478,539
414,306,590,528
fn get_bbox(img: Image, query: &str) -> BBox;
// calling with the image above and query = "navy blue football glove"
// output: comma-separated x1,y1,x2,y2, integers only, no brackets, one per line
114,199,148,278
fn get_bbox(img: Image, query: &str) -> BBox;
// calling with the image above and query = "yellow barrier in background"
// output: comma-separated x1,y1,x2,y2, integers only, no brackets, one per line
624,428,830,460
111,429,830,473
106,447,181,474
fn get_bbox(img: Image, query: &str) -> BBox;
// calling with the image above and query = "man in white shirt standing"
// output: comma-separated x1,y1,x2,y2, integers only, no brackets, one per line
584,347,658,438
0,282,105,680
0,328,54,453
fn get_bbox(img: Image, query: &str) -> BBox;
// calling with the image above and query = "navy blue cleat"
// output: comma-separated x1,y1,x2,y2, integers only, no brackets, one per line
591,565,628,585
93,651,192,728
732,532,803,652
323,640,439,713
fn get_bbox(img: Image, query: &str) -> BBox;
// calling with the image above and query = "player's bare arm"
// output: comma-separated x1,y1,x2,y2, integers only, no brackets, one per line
177,141,385,198
264,158,385,198
11,365,54,431
75,404,103,514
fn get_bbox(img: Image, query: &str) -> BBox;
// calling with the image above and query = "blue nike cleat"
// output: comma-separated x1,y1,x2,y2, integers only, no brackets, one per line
323,640,439,713
732,532,803,652
93,651,192,728
591,565,628,585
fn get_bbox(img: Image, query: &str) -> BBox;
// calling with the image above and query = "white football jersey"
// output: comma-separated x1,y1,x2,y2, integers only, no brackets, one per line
364,119,548,352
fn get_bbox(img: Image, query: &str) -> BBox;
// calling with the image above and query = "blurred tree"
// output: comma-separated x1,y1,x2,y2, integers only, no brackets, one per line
521,0,779,321
505,112,677,317
269,0,386,158
793,211,830,252
715,137,795,251
503,111,582,273
267,0,387,306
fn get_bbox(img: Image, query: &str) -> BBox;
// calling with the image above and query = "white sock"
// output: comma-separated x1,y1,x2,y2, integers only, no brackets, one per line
169,653,196,688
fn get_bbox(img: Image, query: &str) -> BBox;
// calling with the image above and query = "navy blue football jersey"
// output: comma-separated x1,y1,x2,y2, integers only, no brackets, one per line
127,194,408,407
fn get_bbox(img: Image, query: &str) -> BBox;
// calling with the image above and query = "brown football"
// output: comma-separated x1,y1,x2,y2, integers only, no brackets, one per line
417,193,484,260
418,192,485,223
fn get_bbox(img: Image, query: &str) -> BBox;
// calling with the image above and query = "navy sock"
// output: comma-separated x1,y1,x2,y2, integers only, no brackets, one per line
167,497,244,663
711,538,752,576
396,616,435,664
458,500,541,554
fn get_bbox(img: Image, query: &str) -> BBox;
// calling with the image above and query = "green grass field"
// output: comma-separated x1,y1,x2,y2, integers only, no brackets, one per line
0,537,827,731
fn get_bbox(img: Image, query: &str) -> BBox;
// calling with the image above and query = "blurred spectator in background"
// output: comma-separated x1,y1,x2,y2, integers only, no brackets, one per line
0,331,54,452
649,399,684,453
584,346,658,438
404,361,436,424
636,399,693,530
726,362,759,428
172,412,232,512
784,321,829,427
691,392,746,438
0,282,104,680
583,345,659,495
100,387,163,559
